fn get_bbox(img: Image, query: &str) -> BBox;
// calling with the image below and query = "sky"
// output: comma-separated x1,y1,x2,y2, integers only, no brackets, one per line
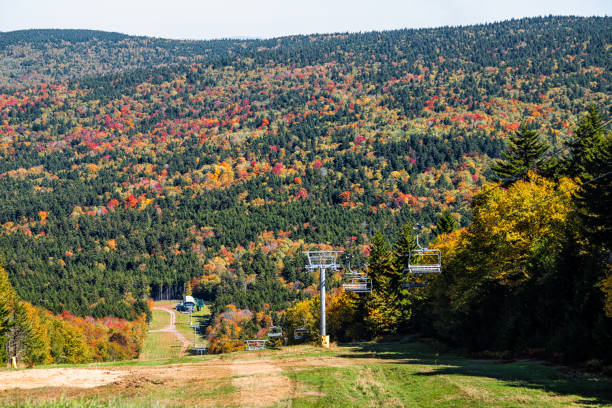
0,0,610,40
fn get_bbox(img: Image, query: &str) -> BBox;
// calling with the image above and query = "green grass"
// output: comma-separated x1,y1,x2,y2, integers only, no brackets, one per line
142,304,190,361
173,304,210,348
139,331,184,361
148,309,170,331
147,300,210,351
3,342,611,407
151,300,178,307
280,342,612,407
2,400,141,408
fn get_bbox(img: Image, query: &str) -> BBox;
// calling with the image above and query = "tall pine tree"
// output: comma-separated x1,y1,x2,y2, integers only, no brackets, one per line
391,223,418,324
0,267,16,362
435,210,458,236
564,105,607,179
491,124,550,186
565,106,612,248
365,230,416,335
367,232,394,290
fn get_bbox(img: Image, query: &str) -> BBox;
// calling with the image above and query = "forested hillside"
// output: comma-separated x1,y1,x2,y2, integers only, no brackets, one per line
0,16,609,329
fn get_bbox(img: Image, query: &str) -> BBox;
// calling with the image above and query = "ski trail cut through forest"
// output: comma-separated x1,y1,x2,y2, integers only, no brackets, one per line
150,306,191,355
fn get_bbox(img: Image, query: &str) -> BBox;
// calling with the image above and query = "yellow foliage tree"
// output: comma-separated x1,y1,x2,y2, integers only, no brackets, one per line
438,173,575,313
285,298,317,344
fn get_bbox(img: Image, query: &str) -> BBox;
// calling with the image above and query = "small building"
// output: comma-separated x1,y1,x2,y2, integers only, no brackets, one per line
183,295,196,313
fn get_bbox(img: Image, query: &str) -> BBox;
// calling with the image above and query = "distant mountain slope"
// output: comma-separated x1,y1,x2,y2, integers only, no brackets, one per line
0,16,609,319
1,16,610,88
0,28,131,45
0,29,256,88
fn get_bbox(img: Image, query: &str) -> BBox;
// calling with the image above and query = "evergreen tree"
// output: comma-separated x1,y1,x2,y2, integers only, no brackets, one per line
367,232,393,290
435,210,458,236
576,135,612,248
392,223,416,284
390,223,417,324
365,232,409,335
491,124,550,186
565,106,612,247
0,267,16,362
564,105,606,179
4,300,29,366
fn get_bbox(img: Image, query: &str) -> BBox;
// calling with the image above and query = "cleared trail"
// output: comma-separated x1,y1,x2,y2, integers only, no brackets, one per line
231,359,295,407
1,345,609,407
149,306,191,355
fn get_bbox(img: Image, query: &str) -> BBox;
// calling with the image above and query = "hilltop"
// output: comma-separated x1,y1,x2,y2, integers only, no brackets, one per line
1,16,610,88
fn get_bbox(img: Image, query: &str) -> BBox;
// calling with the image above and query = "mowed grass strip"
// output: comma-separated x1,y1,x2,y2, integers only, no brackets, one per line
284,363,608,407
148,309,170,331
173,304,210,347
139,331,184,361
280,343,612,408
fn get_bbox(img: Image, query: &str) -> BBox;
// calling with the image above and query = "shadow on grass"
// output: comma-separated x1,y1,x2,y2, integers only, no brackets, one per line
186,348,208,356
336,341,612,406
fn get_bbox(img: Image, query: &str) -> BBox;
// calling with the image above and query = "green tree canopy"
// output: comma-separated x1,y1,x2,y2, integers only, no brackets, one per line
564,105,607,179
435,210,459,236
491,124,550,185
564,106,612,247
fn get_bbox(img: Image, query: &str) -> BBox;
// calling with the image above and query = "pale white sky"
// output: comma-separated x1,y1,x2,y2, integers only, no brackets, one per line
0,0,609,40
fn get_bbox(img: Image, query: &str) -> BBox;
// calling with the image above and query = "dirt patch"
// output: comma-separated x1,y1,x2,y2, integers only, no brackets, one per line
0,356,387,395
231,360,294,407
0,368,126,391
0,362,231,393
112,373,165,389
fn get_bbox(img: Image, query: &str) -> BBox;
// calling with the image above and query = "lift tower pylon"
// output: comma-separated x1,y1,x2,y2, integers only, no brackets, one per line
303,250,342,347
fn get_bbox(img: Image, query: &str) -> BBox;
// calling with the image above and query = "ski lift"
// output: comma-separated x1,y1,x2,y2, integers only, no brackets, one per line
408,224,441,274
268,325,283,338
402,273,430,288
403,224,441,288
341,255,372,293
294,319,309,340
245,339,266,350
303,250,343,271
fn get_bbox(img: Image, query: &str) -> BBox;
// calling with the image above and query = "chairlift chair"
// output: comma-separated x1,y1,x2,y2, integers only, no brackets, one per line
342,272,373,293
403,224,441,288
245,339,267,351
402,270,430,288
407,247,441,274
341,255,372,293
267,325,283,338
407,224,441,274
294,319,309,340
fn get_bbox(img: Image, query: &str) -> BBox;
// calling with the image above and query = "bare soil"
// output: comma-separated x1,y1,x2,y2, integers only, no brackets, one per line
231,360,294,407
0,368,126,391
0,353,370,406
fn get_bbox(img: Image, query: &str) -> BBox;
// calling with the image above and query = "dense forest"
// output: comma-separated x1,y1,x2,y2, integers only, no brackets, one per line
206,105,611,364
0,16,610,363
0,265,149,365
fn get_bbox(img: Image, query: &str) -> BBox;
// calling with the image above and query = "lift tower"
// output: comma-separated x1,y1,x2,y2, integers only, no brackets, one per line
303,250,342,347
